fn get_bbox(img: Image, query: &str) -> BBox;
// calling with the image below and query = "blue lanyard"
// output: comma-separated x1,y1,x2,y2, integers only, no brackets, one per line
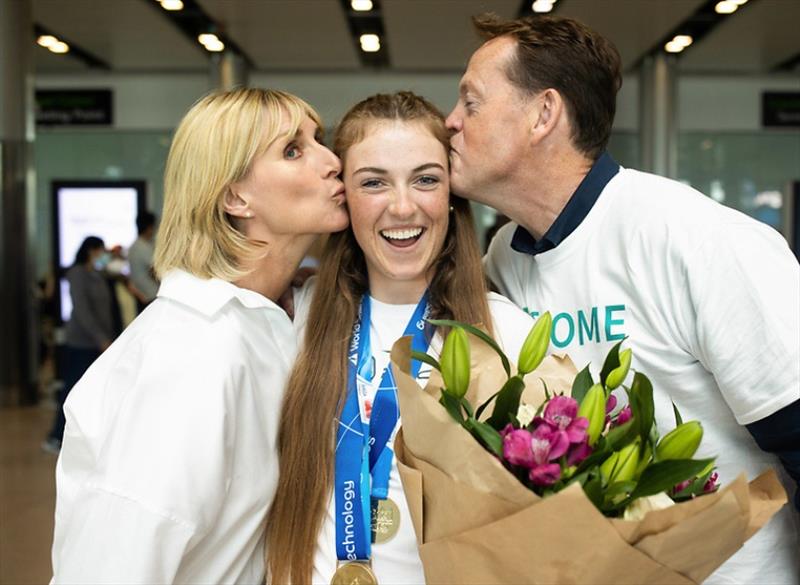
334,292,430,562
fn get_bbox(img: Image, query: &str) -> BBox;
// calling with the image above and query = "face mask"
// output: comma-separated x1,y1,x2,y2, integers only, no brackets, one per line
94,252,112,271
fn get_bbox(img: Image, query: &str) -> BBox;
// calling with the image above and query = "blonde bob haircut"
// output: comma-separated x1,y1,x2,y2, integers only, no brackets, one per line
154,87,322,281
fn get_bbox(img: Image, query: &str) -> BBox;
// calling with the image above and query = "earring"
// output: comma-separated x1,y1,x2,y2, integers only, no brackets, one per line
449,205,454,212
246,211,253,218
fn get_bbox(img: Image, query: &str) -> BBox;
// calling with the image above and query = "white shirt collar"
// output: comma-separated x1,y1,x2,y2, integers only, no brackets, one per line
157,269,280,317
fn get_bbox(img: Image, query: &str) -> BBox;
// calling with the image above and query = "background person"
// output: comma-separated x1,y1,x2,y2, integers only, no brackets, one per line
446,14,800,584
266,91,536,585
50,88,348,583
42,236,113,454
128,210,159,313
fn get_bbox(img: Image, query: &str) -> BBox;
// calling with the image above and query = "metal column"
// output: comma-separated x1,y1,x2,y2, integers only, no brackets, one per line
210,51,248,91
639,53,678,178
0,0,38,406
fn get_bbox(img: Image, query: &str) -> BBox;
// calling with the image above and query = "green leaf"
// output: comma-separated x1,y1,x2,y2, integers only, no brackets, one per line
486,375,526,430
571,365,594,405
411,350,441,372
428,319,511,378
475,390,500,421
599,339,626,389
605,480,637,499
629,372,655,447
672,401,683,427
582,471,604,510
459,396,475,419
439,391,465,423
468,420,504,458
605,419,638,451
630,458,715,500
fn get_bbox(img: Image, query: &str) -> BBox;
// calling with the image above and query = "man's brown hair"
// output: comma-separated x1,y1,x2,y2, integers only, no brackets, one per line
474,13,622,159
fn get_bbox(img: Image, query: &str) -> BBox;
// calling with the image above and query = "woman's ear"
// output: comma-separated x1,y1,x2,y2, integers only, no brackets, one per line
224,184,253,219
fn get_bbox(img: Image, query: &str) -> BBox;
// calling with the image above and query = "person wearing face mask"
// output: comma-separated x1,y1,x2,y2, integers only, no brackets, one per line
265,92,537,585
50,88,349,584
42,236,114,455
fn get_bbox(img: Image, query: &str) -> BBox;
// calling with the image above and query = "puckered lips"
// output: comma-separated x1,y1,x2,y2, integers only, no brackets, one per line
332,183,346,204
379,226,426,249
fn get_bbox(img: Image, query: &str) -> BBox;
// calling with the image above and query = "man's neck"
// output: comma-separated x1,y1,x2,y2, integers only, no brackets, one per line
501,148,593,240
234,234,316,302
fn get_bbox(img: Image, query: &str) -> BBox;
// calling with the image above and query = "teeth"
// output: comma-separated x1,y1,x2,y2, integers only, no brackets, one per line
381,227,423,240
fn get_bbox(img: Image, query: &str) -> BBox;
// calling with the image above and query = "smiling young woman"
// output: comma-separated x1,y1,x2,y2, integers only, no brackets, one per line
265,92,537,585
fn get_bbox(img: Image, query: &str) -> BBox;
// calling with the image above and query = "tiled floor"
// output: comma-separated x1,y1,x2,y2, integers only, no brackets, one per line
0,405,57,584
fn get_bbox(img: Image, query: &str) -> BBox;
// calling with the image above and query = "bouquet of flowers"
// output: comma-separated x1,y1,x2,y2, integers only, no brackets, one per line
391,315,787,584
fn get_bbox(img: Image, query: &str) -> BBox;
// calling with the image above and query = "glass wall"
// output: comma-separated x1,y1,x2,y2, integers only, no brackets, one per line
677,131,800,231
34,130,171,277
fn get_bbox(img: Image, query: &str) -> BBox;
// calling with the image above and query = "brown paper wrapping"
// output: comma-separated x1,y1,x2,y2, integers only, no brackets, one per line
391,337,788,584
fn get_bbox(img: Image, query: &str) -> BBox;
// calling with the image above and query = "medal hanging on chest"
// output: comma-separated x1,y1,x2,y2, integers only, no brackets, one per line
332,293,431,583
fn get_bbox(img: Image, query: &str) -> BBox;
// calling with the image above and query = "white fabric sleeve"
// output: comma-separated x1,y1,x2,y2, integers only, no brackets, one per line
487,292,535,360
483,223,519,299
685,221,800,425
52,336,237,583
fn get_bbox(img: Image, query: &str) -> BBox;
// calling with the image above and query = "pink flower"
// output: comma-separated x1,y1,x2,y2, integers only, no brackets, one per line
503,428,536,467
535,395,589,445
532,424,569,461
529,463,561,486
616,405,632,426
566,441,593,466
703,472,720,493
672,479,692,494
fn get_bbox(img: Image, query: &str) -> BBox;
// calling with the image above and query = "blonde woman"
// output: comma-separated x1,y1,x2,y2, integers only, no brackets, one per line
266,92,535,584
50,88,347,583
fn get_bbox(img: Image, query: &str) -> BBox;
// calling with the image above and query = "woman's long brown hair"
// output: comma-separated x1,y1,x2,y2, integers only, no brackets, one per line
265,92,493,584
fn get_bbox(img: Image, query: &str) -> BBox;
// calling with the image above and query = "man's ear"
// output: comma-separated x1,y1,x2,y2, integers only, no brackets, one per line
224,183,253,219
530,88,564,143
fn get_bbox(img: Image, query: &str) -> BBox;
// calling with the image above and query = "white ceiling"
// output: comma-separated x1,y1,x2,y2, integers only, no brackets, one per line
32,0,800,74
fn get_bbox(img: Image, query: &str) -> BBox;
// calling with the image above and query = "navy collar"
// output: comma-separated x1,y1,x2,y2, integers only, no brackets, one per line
511,152,620,256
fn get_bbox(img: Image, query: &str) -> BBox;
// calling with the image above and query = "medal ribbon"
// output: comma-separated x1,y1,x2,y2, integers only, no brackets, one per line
334,292,430,562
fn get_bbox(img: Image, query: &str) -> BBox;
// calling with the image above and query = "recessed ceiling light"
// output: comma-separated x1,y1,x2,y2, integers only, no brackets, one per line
204,39,225,52
714,1,738,14
351,0,373,11
37,35,58,48
664,40,685,53
160,0,184,10
198,33,219,45
360,34,380,53
49,41,70,54
672,35,693,48
532,0,554,13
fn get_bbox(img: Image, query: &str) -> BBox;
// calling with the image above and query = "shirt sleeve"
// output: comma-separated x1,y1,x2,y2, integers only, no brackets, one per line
684,221,800,425
52,333,239,583
483,223,520,299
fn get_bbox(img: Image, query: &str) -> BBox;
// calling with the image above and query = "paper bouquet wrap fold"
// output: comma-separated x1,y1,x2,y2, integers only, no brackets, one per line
390,337,787,584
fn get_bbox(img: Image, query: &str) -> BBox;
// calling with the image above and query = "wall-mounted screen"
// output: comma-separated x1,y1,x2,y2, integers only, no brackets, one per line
52,180,145,323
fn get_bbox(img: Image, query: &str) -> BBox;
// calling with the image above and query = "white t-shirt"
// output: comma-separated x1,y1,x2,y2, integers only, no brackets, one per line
293,284,534,585
52,270,296,584
485,167,800,584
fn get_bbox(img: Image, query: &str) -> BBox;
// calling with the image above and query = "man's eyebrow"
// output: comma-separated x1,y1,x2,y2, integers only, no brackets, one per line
353,166,388,175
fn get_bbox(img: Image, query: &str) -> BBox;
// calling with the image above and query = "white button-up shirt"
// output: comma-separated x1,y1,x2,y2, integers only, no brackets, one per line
51,269,296,584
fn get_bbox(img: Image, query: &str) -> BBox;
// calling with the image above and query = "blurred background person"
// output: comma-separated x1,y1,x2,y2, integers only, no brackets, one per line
128,211,159,313
42,236,114,454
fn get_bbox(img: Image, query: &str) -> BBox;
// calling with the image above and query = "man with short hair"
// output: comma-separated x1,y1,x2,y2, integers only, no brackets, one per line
447,14,799,583
128,211,159,312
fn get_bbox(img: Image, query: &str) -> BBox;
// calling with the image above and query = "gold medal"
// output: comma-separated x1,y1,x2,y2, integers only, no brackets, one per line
331,561,378,585
371,497,400,544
